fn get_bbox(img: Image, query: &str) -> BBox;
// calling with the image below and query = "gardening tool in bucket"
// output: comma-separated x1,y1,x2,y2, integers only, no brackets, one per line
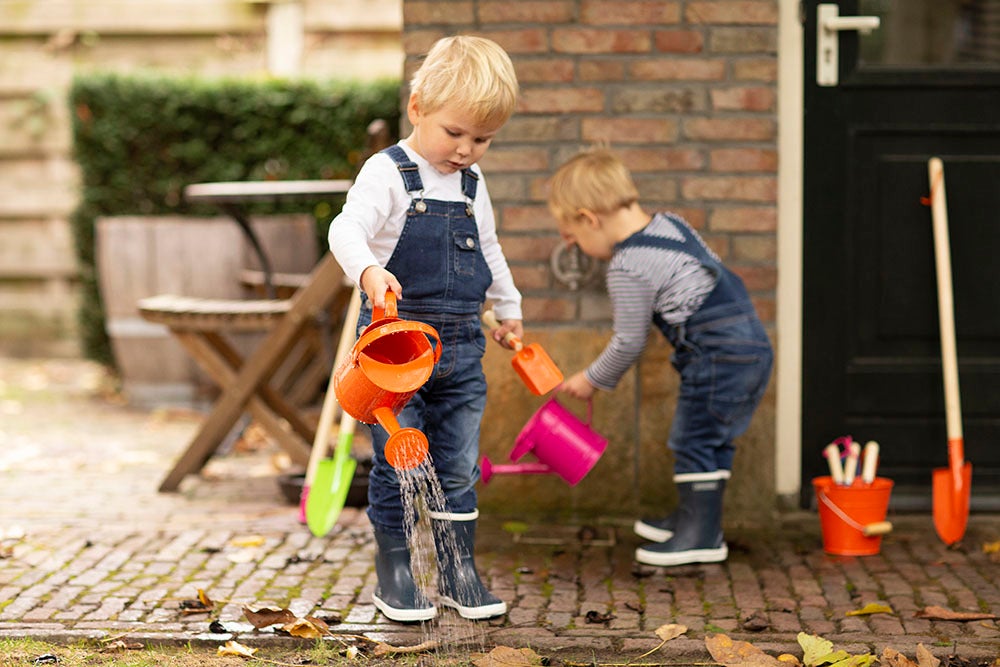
813,476,893,556
481,309,563,395
304,287,362,537
927,157,972,546
334,290,441,471
480,398,607,486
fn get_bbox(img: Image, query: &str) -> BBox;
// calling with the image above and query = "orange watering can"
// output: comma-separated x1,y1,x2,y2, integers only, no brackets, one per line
334,291,441,470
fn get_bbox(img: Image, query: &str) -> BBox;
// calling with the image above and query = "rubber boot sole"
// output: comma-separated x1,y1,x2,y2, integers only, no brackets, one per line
633,519,673,543
372,594,437,623
438,594,507,620
634,543,728,567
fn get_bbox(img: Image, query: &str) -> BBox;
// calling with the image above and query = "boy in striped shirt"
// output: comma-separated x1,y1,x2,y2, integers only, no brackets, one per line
548,148,773,567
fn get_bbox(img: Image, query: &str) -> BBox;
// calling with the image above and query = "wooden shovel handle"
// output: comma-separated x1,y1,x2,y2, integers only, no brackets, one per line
481,309,523,351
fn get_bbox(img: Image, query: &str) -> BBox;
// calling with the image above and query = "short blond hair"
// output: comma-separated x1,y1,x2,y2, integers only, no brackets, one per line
410,35,519,127
548,148,640,224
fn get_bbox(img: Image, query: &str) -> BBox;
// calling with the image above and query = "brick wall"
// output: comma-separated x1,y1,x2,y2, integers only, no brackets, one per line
402,0,780,521
403,0,778,328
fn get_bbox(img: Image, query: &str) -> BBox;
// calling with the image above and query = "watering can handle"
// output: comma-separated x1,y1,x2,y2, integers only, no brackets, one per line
351,319,443,366
372,290,397,321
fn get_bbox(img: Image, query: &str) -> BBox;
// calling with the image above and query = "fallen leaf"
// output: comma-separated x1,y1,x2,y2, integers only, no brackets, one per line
914,605,997,621
242,605,298,629
373,639,439,656
845,602,894,616
585,609,615,624
706,633,785,667
982,540,1000,554
655,623,687,642
99,640,143,652
281,616,330,639
230,535,266,548
217,640,256,657
798,632,835,666
828,653,875,667
778,654,803,666
881,648,919,667
226,549,258,564
916,644,941,667
472,646,544,666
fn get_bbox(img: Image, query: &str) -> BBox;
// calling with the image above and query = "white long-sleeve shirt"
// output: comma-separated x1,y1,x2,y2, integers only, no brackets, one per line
328,141,522,321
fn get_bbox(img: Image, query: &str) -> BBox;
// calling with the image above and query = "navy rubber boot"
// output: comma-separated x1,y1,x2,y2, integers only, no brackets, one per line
635,471,729,566
430,511,507,620
372,528,437,622
634,470,729,542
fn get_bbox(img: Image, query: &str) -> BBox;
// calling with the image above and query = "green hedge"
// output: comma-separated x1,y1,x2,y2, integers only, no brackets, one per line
69,72,400,367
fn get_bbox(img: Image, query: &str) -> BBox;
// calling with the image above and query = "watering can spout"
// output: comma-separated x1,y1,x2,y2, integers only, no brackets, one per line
480,456,554,484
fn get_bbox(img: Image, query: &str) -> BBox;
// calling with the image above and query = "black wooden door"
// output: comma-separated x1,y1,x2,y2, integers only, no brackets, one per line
802,0,1000,508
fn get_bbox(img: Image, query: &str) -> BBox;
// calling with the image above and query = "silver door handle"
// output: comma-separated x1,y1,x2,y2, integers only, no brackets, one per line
817,4,881,86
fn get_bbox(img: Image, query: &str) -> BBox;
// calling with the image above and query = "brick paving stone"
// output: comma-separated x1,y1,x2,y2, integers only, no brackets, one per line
2,359,1000,662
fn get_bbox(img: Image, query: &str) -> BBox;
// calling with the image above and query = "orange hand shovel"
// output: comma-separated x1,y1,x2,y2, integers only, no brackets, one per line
481,310,563,395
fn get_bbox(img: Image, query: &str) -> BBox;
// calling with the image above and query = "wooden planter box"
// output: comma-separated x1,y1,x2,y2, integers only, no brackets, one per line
96,214,318,406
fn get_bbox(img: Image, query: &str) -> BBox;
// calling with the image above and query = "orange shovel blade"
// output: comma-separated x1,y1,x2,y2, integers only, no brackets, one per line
932,460,971,545
512,343,564,395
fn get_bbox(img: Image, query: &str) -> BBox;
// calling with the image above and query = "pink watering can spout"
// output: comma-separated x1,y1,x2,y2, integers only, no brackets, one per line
481,398,608,487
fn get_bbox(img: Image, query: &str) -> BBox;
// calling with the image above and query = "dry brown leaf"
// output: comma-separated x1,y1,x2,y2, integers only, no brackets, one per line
914,605,998,621
916,644,941,667
655,623,687,642
472,646,545,666
217,640,256,657
706,633,785,667
282,616,330,639
230,535,266,548
242,605,298,629
881,647,919,667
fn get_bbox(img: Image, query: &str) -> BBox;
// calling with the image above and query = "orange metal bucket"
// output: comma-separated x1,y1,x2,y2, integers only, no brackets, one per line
334,292,441,469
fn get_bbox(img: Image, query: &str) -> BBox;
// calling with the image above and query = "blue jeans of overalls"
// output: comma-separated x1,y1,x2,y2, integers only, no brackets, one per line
623,214,773,475
360,146,493,539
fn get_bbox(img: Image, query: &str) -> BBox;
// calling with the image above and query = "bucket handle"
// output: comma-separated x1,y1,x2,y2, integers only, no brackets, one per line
817,487,893,537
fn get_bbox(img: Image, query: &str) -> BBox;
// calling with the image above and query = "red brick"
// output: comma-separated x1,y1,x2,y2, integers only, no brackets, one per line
750,295,776,322
685,2,778,25
516,58,576,83
731,234,777,262
711,86,776,111
709,148,778,172
403,30,449,57
732,265,777,291
682,176,776,202
469,28,549,54
501,234,562,261
581,1,681,25
552,28,652,54
479,1,575,23
733,59,778,81
502,205,556,232
711,206,777,231
519,87,605,113
581,118,679,144
480,148,550,172
665,207,707,229
510,264,554,290
522,296,577,322
618,147,704,171
579,60,627,81
654,29,704,53
684,118,775,141
629,58,726,81
403,1,474,25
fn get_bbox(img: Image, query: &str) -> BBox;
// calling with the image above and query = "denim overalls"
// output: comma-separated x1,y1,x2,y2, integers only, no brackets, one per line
620,214,773,474
360,145,494,538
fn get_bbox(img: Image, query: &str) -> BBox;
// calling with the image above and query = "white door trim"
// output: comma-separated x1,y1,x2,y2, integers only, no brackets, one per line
776,0,804,501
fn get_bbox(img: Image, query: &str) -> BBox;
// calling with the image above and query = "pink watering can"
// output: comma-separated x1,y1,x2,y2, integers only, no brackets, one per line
481,398,607,486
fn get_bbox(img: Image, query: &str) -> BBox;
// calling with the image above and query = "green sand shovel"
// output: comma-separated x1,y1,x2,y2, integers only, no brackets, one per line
304,288,362,537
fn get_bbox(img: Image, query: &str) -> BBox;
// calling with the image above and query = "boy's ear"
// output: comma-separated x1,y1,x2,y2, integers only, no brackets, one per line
578,208,602,228
406,93,421,124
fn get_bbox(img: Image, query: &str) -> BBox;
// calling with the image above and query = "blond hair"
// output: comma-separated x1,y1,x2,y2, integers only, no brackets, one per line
410,35,519,127
548,148,640,224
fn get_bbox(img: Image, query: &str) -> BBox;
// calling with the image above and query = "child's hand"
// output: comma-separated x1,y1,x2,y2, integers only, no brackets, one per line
493,319,523,349
559,371,597,401
359,266,402,308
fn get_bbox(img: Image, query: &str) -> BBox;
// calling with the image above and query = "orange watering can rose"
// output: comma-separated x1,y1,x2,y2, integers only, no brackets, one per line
333,291,441,470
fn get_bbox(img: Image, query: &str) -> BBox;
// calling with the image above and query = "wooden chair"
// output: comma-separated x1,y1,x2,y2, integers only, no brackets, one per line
139,119,393,490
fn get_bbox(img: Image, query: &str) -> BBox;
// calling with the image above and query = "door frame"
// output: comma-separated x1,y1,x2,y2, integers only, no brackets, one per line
776,0,804,505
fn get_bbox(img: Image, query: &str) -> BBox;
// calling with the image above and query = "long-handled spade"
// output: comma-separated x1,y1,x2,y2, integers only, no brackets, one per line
927,157,972,545
303,288,362,537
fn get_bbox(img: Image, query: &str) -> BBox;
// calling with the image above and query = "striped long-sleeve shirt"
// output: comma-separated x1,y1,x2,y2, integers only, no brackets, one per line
585,212,718,391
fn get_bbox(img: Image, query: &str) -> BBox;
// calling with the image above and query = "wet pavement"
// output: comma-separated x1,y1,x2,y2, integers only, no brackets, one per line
1,358,999,663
